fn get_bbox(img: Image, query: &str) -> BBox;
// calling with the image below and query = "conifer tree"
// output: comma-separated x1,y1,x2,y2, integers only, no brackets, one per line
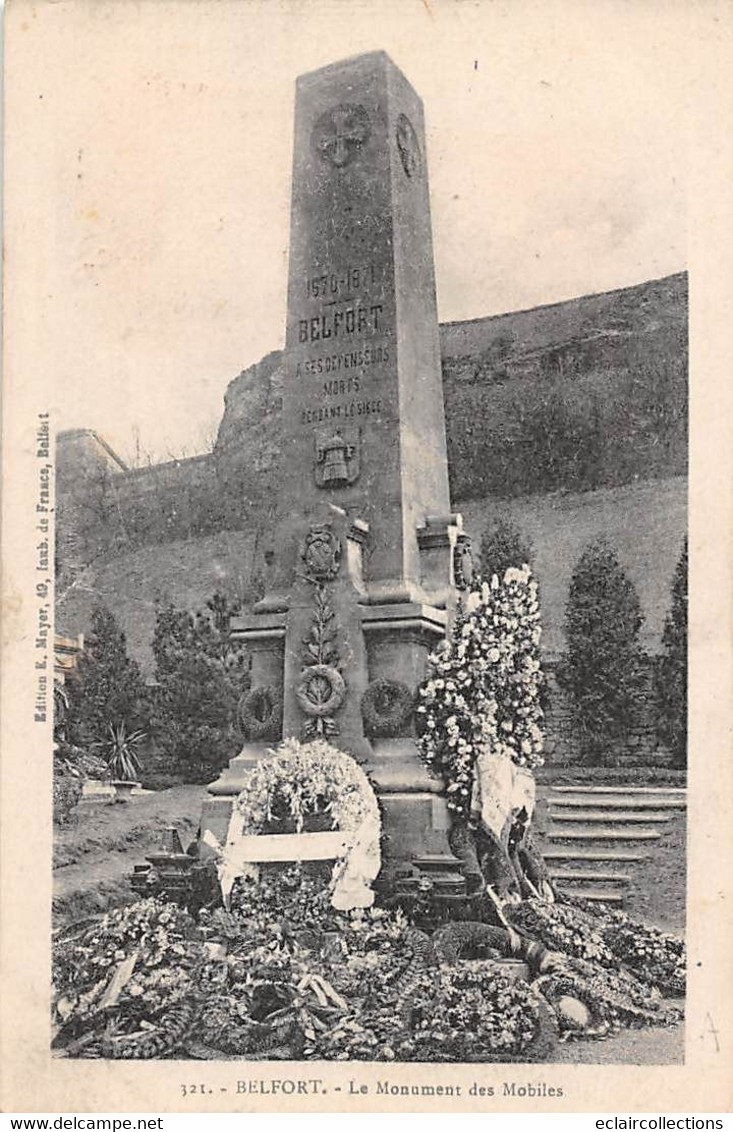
560,540,647,761
655,539,688,767
149,594,248,783
66,605,148,746
479,518,534,581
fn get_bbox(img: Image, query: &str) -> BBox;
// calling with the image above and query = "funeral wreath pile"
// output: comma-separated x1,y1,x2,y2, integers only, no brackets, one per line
52,734,684,1062
52,872,684,1061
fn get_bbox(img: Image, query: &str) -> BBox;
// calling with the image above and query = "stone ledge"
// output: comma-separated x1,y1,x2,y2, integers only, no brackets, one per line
360,602,447,635
207,743,272,796
368,738,444,794
230,612,286,641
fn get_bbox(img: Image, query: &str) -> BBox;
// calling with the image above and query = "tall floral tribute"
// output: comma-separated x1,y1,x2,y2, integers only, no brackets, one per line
416,565,545,820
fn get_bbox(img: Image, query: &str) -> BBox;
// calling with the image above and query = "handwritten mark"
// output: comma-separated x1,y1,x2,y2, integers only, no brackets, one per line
702,1012,720,1052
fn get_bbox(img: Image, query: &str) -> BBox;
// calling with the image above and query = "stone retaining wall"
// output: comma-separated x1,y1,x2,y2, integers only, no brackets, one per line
542,655,672,768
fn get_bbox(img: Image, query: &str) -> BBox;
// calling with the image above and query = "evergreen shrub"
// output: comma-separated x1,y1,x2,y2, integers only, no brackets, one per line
559,540,647,763
149,594,249,783
65,605,148,748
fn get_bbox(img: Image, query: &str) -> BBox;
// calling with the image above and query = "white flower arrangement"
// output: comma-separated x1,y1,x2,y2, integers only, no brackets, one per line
236,736,379,836
208,738,382,911
416,564,545,817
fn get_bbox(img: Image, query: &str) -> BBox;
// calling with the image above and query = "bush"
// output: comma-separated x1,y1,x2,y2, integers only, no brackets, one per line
559,540,647,763
53,773,83,826
54,681,110,807
65,605,148,748
655,539,687,767
149,594,249,783
479,518,534,581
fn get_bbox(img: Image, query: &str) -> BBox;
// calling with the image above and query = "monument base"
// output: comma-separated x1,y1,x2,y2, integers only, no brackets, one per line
207,742,271,796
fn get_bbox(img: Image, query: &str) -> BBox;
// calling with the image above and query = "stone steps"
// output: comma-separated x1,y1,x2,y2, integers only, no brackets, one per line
550,795,686,810
543,847,649,862
554,886,625,904
612,755,672,766
550,785,686,795
548,826,661,841
548,869,633,884
541,783,685,906
550,809,672,824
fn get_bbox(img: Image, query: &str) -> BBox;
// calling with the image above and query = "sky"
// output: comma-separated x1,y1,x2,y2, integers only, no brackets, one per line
9,0,689,465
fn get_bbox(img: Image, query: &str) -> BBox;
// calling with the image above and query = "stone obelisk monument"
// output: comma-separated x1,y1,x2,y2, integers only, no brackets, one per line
204,52,471,885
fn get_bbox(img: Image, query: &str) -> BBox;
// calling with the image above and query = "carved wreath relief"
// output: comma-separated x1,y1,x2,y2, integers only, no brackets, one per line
453,534,474,591
297,525,346,739
312,104,370,169
314,427,360,488
395,113,421,179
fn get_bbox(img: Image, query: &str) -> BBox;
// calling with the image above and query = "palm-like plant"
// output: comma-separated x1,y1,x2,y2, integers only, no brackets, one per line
94,722,146,782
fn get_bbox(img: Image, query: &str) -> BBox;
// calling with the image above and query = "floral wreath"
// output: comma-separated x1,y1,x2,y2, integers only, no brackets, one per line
237,685,283,741
361,678,414,737
205,738,381,912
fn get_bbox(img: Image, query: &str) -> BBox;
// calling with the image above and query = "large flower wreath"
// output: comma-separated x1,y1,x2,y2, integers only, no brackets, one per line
208,739,381,912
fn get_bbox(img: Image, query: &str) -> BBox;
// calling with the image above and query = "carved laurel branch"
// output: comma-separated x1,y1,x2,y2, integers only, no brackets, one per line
303,586,339,669
298,581,345,740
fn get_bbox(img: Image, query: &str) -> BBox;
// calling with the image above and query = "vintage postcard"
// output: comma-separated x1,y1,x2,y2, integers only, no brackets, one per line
2,0,732,1115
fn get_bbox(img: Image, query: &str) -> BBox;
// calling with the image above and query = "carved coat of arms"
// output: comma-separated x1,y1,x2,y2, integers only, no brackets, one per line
315,427,360,488
301,524,341,583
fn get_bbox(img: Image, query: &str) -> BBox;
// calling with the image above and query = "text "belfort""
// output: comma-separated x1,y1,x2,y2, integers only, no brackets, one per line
298,304,384,343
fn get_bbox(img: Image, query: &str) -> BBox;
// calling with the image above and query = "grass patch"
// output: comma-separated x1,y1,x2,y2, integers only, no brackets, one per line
53,785,204,929
625,813,686,933
537,765,687,787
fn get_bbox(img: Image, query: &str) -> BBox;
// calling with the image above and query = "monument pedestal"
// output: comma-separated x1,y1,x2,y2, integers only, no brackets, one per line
203,511,468,883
